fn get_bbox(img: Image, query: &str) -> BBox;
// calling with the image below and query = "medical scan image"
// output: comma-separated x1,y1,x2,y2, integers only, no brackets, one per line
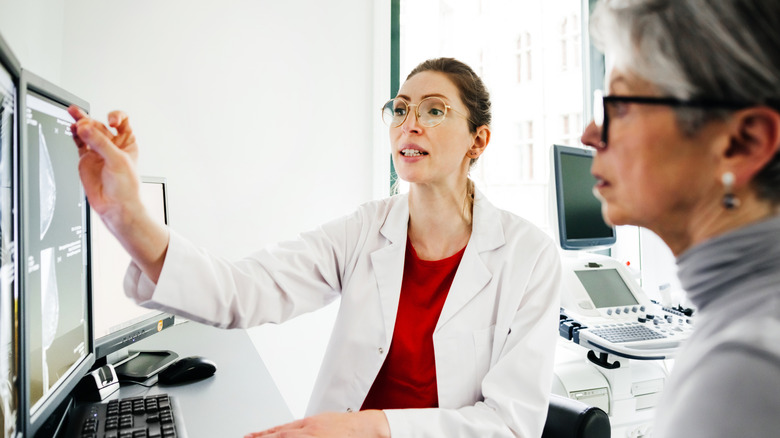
38,124,56,240
24,93,88,411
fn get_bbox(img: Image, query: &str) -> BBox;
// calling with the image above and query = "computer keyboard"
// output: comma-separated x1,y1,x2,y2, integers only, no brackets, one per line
70,393,186,438
589,324,667,343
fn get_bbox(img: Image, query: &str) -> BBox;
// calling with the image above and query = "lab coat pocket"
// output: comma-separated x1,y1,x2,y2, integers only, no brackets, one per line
435,324,495,408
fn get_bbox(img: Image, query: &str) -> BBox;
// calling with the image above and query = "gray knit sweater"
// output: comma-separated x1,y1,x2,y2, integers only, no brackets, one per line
654,216,780,438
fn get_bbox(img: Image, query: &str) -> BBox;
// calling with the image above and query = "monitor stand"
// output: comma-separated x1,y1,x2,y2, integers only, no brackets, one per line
113,350,179,382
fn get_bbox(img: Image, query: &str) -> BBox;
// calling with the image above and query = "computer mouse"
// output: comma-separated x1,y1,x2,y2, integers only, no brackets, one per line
157,356,217,385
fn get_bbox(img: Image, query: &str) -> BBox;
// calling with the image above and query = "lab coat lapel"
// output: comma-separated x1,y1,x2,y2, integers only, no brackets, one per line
369,194,409,346
435,190,504,331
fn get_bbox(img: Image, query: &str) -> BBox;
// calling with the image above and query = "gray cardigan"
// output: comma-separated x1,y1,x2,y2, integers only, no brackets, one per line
654,215,780,438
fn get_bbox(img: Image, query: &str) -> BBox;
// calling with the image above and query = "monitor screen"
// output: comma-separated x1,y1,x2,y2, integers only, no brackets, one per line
91,177,174,361
574,268,639,308
18,70,93,436
553,144,616,250
0,32,20,438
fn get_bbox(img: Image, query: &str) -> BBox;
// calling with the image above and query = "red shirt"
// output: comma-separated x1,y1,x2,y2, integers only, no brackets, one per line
361,238,466,410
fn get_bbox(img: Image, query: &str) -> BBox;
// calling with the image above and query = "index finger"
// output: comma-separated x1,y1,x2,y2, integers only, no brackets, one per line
68,105,88,122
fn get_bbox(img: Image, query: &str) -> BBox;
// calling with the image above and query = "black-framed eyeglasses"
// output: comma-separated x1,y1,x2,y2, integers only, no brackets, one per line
592,89,765,144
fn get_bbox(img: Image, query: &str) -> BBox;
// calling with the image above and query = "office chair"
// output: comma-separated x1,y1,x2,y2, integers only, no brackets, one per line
541,394,611,438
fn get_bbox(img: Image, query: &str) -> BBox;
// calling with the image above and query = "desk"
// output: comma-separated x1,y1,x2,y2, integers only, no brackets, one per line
113,320,294,437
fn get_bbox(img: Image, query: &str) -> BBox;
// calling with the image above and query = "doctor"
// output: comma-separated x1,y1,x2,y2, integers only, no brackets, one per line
69,57,561,438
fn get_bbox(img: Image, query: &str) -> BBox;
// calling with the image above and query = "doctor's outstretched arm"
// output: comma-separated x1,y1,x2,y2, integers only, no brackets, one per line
69,106,169,283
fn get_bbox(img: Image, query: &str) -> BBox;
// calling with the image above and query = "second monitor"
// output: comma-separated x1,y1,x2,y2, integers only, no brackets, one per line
90,177,175,370
552,144,616,251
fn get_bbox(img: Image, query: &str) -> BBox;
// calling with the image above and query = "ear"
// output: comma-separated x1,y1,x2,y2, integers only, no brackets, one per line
722,106,780,187
468,125,491,158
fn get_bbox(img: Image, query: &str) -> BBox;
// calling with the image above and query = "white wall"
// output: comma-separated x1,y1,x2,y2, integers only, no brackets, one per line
0,0,65,81
59,0,379,257
2,0,389,420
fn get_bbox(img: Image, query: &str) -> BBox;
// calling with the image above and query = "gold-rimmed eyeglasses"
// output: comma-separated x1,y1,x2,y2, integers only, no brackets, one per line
381,96,470,128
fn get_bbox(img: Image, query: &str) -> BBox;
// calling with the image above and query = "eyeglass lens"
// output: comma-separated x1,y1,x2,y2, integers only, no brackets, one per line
592,89,608,144
382,97,448,127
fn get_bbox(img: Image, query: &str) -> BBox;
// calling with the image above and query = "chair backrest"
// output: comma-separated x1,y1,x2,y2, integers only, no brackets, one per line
542,394,611,438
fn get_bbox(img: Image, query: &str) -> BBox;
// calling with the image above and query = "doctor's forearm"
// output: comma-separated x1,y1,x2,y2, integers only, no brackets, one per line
113,211,170,284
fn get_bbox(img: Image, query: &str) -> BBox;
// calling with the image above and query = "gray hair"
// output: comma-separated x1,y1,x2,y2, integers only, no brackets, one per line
590,0,780,204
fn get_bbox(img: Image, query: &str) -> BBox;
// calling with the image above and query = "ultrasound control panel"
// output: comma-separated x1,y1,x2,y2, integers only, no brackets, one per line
558,255,694,360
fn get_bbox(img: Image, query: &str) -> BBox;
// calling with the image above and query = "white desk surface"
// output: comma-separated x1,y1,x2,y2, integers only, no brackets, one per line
113,320,294,437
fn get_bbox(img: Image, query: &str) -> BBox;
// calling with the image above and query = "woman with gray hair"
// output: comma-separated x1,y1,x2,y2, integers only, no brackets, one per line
581,0,780,437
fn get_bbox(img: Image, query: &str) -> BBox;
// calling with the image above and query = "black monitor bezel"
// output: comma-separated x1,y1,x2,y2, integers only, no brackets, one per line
17,69,94,437
0,30,21,438
92,176,175,362
552,144,616,250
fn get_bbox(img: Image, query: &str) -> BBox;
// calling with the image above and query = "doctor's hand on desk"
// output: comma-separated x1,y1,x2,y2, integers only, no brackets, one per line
244,410,390,438
67,106,169,283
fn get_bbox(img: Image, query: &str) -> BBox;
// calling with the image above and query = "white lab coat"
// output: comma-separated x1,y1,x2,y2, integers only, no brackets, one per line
125,189,561,438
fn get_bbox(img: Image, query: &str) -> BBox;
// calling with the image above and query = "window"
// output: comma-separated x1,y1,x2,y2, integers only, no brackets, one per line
398,0,586,232
517,33,532,83
559,113,582,146
560,14,581,72
518,121,535,181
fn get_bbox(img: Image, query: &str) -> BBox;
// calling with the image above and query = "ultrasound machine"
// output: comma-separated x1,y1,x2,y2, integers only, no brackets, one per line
550,144,695,438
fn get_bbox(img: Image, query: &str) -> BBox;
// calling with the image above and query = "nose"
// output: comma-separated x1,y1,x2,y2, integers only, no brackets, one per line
581,120,606,151
401,107,423,135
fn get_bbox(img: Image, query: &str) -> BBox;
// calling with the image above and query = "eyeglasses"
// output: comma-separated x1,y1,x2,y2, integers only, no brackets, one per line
592,89,761,144
381,96,470,128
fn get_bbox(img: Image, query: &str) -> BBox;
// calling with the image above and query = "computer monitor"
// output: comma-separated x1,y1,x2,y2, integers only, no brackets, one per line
17,70,94,437
0,32,20,438
91,177,175,366
552,144,616,250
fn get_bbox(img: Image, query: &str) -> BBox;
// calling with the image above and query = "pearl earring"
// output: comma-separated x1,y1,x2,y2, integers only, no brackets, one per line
721,172,740,210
